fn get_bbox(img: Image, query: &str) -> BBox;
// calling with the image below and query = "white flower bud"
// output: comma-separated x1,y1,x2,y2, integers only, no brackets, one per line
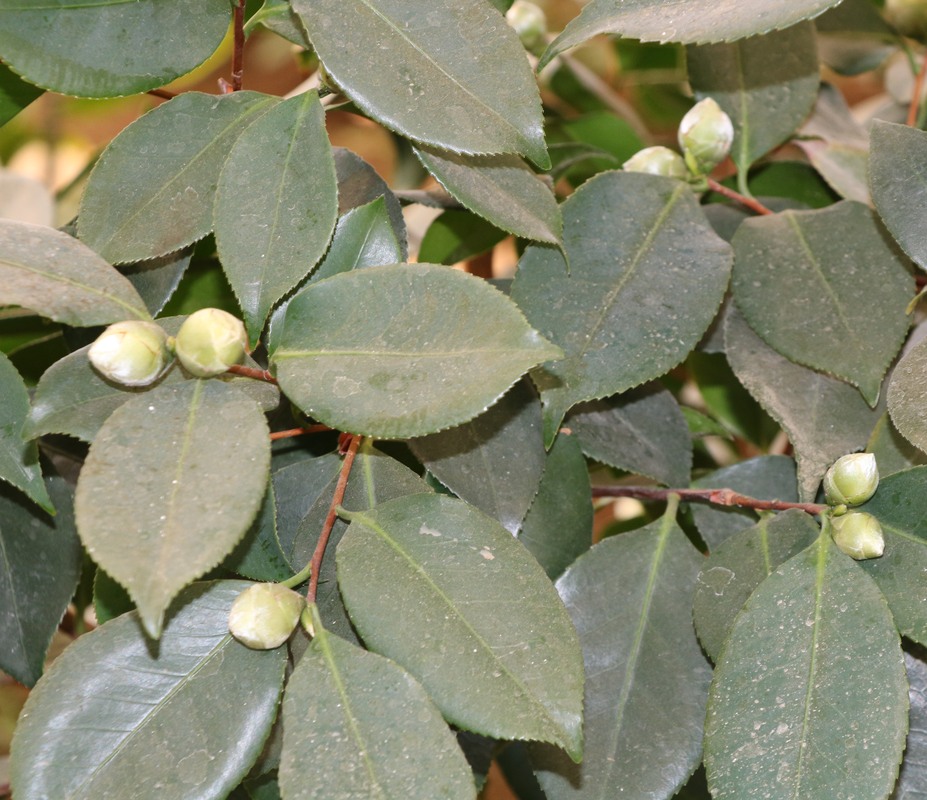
623,146,690,180
678,97,734,175
88,320,172,387
824,453,879,507
506,1,547,50
174,308,248,378
831,512,885,560
228,583,306,649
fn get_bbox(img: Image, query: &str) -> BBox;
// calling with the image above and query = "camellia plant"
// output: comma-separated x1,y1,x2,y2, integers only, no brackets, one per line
5,0,927,798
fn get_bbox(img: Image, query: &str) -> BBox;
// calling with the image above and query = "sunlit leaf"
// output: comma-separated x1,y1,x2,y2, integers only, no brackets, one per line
10,581,286,799
74,381,271,637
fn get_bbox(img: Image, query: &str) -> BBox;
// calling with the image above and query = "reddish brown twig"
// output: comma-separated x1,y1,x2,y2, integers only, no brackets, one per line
592,485,826,515
226,364,277,383
908,49,927,127
269,425,332,441
307,435,362,603
706,177,773,216
231,0,246,91
147,88,177,100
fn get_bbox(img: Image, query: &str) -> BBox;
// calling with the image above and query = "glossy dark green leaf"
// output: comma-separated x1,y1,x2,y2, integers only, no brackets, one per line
0,62,42,126
120,247,192,317
857,467,927,645
888,337,927,454
731,201,913,405
414,146,562,243
336,493,584,758
418,210,508,266
245,0,309,47
725,307,882,500
0,351,51,510
10,581,286,799
518,432,592,580
531,503,711,799
294,445,431,642
93,568,135,625
567,383,692,487
215,92,338,342
867,413,927,477
896,650,927,798
687,23,819,173
0,219,150,325
74,381,271,638
692,509,820,662
0,476,81,686
704,534,908,800
78,92,280,264
871,120,927,272
25,317,279,443
280,620,476,800
0,1,230,97
223,485,292,583
691,455,798,551
291,0,549,167
272,264,562,439
511,171,731,445
539,0,843,65
410,380,545,533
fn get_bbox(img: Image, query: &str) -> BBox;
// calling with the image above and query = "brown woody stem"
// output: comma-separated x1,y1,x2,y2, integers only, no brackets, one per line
231,0,246,91
592,485,826,515
225,364,277,383
706,177,773,216
269,425,332,441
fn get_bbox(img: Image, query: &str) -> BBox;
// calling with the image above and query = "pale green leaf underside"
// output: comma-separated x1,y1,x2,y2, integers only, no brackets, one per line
74,381,271,638
0,351,51,511
280,625,476,800
10,581,286,800
705,534,908,800
687,22,819,173
271,264,562,439
539,0,843,66
888,337,927,453
336,493,584,758
511,171,731,445
78,92,280,264
857,467,927,646
731,201,913,406
0,219,149,325
870,120,927,272
291,0,549,167
532,508,711,799
25,317,279,444
724,308,881,501
414,145,562,243
692,509,821,663
215,91,338,343
0,0,230,97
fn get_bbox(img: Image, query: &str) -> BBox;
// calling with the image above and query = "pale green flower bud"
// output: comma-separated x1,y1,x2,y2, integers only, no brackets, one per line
678,97,734,175
623,146,690,180
824,453,879,507
88,320,172,387
174,308,247,378
506,1,547,51
831,512,885,560
228,583,306,649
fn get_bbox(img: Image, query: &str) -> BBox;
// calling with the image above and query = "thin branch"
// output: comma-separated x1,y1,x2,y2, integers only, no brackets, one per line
307,434,362,604
908,49,927,127
706,177,773,215
147,88,177,100
592,485,827,515
269,425,332,441
231,0,246,91
225,364,277,383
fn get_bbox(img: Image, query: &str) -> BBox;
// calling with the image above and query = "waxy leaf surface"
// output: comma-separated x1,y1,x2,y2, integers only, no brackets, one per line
79,92,279,264
888,337,927,454
0,477,81,686
0,219,149,326
10,581,286,800
291,0,549,167
0,0,230,97
336,493,584,758
511,171,731,444
532,507,711,799
272,264,562,439
215,91,338,342
705,535,908,800
74,381,271,637
731,201,912,405
0,63,42,126
280,625,475,800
